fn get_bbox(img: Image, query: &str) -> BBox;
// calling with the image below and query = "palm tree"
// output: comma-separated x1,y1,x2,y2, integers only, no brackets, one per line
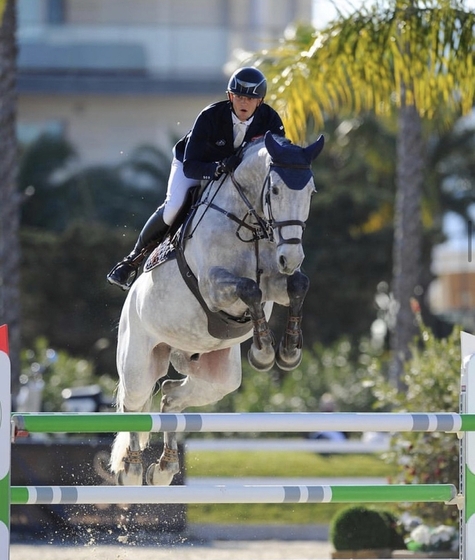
0,0,20,396
254,0,475,386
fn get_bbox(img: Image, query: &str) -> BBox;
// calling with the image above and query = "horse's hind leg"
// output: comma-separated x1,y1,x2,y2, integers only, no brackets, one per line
110,338,170,485
146,346,242,485
276,270,309,371
114,412,148,486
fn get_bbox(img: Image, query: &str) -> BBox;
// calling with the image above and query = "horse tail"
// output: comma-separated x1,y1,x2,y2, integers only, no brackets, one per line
109,432,130,474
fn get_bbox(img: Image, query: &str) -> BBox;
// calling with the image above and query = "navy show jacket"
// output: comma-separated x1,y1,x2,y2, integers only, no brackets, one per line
174,100,285,181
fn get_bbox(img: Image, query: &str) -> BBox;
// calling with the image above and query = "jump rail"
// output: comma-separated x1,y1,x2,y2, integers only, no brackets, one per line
11,483,457,505
1,324,475,560
10,411,475,436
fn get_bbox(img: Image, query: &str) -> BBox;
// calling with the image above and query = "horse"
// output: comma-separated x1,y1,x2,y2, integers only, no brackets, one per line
110,131,324,486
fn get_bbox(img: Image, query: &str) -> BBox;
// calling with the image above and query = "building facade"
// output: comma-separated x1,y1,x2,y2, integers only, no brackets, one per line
17,0,312,163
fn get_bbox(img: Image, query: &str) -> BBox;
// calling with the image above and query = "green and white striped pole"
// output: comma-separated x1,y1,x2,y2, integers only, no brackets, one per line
11,411,475,435
0,325,11,560
10,483,457,505
461,332,475,560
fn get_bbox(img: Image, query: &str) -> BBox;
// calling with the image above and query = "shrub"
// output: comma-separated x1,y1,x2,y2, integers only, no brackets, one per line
379,510,407,549
369,299,461,525
193,337,382,418
330,505,400,550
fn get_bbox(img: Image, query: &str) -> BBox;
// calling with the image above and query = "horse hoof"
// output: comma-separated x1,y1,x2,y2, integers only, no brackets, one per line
146,463,175,486
117,466,143,486
276,344,302,371
248,348,275,372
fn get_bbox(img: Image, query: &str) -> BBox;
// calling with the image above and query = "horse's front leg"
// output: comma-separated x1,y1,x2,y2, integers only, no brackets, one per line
236,277,275,371
276,270,309,371
205,267,275,371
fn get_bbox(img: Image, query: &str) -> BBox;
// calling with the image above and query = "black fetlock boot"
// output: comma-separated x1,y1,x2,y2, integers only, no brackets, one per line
107,207,170,290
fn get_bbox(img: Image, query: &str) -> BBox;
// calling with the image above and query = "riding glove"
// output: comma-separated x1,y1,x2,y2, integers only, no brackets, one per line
215,154,242,178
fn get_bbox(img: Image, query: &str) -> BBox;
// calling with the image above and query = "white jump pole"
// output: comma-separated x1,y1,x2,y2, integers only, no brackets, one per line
0,325,11,560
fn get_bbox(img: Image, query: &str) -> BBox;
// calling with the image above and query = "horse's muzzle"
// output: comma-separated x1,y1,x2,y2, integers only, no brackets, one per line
277,243,304,275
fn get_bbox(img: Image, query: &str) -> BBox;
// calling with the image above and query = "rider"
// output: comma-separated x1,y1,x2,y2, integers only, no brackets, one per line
107,66,285,290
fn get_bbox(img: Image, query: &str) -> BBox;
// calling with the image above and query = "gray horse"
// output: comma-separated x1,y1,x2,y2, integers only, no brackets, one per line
110,131,324,485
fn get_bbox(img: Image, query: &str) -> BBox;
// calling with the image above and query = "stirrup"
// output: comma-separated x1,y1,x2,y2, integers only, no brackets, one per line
107,260,139,291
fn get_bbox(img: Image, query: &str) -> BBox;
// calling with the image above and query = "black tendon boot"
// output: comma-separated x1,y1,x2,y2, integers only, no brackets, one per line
107,207,170,290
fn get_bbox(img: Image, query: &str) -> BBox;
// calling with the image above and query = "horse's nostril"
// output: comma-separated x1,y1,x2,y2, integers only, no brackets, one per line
279,255,287,269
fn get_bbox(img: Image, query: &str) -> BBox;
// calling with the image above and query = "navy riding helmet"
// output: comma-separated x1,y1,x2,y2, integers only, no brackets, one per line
227,67,267,99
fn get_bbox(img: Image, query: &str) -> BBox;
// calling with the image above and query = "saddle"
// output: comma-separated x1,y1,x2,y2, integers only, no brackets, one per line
144,186,253,341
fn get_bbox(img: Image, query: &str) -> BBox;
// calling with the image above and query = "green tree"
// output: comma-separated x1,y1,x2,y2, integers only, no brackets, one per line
19,135,169,233
426,121,475,224
301,114,396,343
0,0,20,393
253,0,475,385
20,223,136,377
19,133,77,230
17,135,173,376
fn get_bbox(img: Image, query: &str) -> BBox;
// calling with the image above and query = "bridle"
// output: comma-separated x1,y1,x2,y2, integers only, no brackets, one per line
198,159,313,248
184,154,313,287
264,159,314,247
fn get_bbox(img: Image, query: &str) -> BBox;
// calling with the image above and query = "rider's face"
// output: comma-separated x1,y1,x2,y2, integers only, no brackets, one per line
229,93,262,121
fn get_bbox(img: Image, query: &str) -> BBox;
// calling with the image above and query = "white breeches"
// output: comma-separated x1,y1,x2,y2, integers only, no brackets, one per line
162,158,197,225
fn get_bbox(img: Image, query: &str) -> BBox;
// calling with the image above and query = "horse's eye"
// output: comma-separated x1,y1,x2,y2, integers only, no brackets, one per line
271,185,279,195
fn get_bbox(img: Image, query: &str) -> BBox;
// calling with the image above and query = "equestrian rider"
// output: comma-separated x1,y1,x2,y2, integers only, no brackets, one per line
107,66,285,290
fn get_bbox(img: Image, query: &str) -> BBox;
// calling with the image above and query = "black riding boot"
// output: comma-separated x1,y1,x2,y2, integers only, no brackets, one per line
107,206,170,290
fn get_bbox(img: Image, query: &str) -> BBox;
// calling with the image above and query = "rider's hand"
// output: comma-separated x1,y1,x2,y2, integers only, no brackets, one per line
223,154,242,173
215,154,242,178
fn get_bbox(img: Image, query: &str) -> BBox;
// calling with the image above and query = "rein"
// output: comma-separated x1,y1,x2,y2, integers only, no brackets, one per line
227,158,310,248
230,171,275,243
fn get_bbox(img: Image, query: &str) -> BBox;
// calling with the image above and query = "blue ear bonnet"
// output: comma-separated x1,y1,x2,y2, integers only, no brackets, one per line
270,156,313,191
265,133,324,191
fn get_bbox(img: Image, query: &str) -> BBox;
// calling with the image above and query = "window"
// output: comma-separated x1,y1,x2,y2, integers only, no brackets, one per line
47,0,65,24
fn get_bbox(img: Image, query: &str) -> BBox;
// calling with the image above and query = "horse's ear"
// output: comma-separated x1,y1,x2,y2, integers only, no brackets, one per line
305,135,324,161
264,130,286,160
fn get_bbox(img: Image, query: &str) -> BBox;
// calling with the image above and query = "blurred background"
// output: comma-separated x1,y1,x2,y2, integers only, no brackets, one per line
1,0,474,542
2,0,474,412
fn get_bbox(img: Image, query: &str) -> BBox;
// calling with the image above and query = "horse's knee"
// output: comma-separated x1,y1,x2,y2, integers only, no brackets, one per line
287,271,309,299
236,278,261,308
226,374,242,395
